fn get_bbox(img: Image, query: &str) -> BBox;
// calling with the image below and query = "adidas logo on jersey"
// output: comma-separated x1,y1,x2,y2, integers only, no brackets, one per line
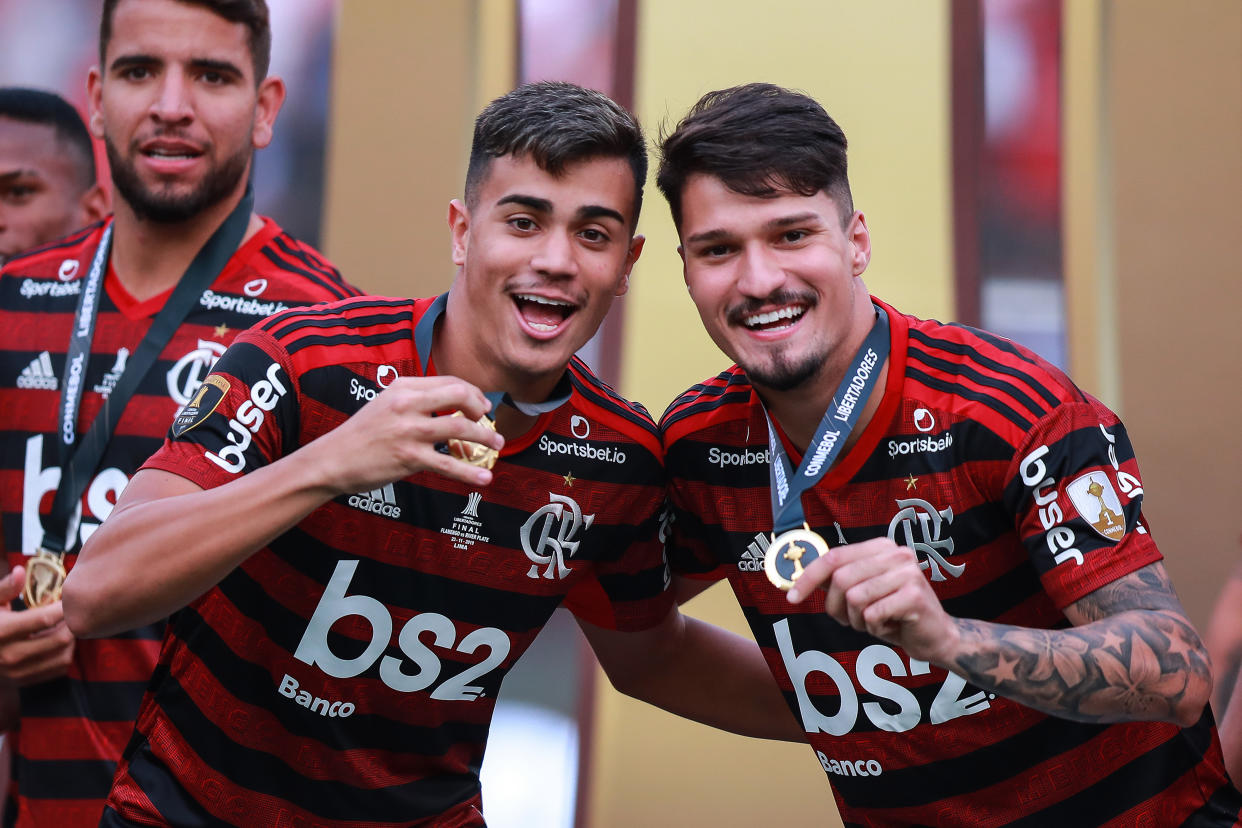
16,351,58,390
739,533,769,572
347,483,401,518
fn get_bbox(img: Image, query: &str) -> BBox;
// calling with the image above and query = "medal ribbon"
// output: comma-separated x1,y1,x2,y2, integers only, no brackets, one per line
766,305,890,533
39,184,255,555
413,292,571,416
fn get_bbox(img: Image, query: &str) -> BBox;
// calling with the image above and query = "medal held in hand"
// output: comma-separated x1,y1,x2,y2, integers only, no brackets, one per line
22,548,67,607
765,524,830,592
447,411,499,469
762,307,889,592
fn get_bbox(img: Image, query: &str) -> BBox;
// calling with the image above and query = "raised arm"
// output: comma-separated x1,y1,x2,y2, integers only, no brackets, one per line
788,540,1210,727
577,607,804,741
63,376,503,638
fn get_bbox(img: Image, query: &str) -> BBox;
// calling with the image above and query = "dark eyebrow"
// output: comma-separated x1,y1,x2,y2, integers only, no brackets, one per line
684,228,731,246
685,212,826,246
109,54,245,79
576,204,626,225
0,170,39,184
497,194,553,213
109,54,162,74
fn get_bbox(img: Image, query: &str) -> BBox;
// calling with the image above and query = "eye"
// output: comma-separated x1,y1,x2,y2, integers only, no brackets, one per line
200,70,229,85
121,65,151,81
510,217,537,232
579,228,610,244
2,185,36,204
781,229,808,243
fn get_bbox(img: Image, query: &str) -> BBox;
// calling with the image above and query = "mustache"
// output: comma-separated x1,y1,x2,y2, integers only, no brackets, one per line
725,289,817,325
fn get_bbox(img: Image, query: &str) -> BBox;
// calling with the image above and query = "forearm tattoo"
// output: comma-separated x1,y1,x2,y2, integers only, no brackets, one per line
951,564,1211,724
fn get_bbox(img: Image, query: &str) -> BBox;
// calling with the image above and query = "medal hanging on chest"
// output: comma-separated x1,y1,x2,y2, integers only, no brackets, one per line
761,306,889,592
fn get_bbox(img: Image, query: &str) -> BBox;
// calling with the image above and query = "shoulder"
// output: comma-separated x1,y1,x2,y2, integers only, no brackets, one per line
566,356,660,456
1,221,106,281
253,295,416,355
659,365,756,445
236,217,362,302
900,312,1087,442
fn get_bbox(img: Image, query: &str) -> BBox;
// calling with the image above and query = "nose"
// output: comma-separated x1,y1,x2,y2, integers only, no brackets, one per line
735,243,787,298
150,71,193,125
530,230,578,279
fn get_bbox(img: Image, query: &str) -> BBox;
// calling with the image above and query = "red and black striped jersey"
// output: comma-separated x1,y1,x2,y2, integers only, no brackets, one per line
0,218,359,827
106,295,671,827
662,299,1241,827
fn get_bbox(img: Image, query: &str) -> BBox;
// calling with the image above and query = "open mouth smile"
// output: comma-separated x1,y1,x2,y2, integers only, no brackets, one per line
514,293,578,334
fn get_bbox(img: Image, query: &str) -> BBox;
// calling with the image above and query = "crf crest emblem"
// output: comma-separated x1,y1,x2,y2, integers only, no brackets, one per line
520,493,594,579
887,497,962,581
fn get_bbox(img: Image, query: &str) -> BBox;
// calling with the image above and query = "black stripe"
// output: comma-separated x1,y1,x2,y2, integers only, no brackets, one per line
271,235,354,296
1180,779,1242,827
568,357,653,421
1006,713,1218,828
282,329,411,355
16,757,118,801
260,297,413,337
907,347,1051,423
145,667,482,822
257,247,342,298
0,220,106,269
568,371,654,434
907,366,1034,431
20,676,149,721
909,326,1066,409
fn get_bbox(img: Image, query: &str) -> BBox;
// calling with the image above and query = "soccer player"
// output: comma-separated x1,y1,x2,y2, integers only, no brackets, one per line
0,0,359,824
64,80,799,826
0,88,108,265
657,82,1241,826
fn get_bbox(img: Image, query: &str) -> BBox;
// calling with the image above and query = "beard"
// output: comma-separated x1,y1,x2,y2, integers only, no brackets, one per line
739,346,826,392
105,134,251,224
725,288,826,391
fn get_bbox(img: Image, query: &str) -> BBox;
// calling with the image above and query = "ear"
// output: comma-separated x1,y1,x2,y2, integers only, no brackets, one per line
847,211,871,276
676,244,692,292
77,184,110,225
448,199,470,266
86,67,105,139
251,76,287,150
614,234,644,297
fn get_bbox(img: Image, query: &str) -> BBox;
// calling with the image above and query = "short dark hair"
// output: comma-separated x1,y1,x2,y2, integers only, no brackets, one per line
657,82,854,228
0,87,97,190
100,0,272,81
465,81,647,230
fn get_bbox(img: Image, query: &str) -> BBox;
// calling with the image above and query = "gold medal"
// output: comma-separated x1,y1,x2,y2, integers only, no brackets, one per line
764,525,829,591
22,548,67,608
447,411,499,469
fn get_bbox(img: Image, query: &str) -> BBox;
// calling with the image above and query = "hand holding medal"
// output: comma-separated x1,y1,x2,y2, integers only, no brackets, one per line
762,307,888,595
446,411,499,469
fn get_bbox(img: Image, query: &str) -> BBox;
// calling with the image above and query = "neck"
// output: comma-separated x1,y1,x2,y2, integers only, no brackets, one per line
109,190,260,303
433,289,564,439
757,297,887,453
758,359,888,455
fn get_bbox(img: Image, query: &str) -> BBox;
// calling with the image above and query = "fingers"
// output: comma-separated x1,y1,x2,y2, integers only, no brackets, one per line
0,601,74,685
0,566,25,605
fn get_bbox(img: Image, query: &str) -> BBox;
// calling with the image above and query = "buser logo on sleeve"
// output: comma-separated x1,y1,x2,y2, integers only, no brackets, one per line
204,362,289,474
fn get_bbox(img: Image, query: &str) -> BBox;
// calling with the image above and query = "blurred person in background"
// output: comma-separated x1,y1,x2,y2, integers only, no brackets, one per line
0,87,107,266
0,0,359,824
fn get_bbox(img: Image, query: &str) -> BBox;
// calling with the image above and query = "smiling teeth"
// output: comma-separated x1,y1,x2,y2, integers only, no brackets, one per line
745,306,805,328
515,293,573,308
